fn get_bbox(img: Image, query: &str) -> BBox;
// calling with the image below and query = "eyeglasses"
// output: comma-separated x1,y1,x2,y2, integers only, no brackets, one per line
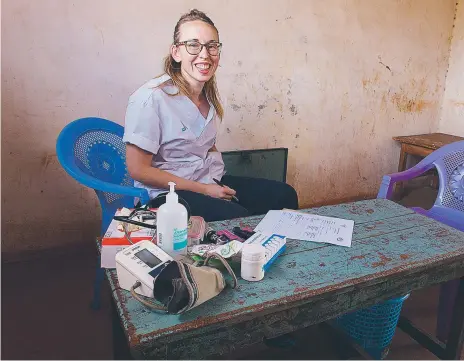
176,40,222,56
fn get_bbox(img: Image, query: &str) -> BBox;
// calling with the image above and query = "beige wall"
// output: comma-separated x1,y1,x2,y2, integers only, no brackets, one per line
1,0,457,256
440,0,464,136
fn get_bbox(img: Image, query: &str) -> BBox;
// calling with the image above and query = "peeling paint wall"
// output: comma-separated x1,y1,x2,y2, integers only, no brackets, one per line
1,0,456,255
440,1,464,136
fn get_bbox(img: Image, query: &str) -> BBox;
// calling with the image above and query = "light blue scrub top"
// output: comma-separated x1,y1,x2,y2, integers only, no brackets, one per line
123,74,225,199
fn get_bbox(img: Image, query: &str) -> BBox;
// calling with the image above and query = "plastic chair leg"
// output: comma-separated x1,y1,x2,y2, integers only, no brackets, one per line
436,279,459,342
91,257,106,310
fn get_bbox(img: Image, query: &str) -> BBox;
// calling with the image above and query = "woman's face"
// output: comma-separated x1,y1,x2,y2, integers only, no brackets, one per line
171,20,221,88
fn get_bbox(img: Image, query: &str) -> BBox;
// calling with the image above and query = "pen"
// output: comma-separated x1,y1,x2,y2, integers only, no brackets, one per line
213,178,239,202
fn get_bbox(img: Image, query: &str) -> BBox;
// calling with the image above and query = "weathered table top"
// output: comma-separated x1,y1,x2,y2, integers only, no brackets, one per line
107,199,464,359
392,133,464,150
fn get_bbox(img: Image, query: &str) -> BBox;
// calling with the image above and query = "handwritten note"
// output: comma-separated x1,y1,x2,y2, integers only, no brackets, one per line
254,210,354,247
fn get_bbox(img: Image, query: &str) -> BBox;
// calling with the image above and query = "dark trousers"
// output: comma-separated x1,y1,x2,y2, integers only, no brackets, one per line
171,175,298,222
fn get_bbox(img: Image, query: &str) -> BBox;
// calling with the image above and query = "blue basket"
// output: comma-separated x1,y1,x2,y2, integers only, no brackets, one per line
335,294,410,359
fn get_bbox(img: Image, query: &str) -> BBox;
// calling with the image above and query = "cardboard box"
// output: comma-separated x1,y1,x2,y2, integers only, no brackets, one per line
101,209,157,268
101,210,207,268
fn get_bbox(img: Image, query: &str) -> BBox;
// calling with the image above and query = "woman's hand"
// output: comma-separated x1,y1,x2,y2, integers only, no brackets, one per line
203,184,236,200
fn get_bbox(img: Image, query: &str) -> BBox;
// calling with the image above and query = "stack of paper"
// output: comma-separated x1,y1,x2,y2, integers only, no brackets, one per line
254,210,354,247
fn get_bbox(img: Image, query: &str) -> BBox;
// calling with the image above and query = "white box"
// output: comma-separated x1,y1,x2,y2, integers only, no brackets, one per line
101,209,156,268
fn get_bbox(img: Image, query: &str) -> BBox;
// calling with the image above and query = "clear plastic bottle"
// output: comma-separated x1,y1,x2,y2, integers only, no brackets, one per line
156,182,188,258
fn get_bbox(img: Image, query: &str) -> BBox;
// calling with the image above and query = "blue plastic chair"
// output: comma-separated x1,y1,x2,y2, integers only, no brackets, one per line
377,139,464,342
56,117,150,309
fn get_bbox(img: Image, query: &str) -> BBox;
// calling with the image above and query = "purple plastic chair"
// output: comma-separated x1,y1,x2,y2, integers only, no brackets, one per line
377,140,464,342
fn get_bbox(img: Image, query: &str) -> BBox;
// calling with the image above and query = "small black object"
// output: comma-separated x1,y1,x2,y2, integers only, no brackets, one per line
232,227,255,240
203,228,229,245
217,234,231,245
216,235,229,245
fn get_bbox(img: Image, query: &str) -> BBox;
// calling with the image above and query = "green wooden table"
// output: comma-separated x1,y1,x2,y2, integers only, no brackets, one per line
107,199,464,359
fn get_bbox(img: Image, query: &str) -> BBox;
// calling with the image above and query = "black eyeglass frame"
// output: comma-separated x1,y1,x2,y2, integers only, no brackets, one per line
175,40,222,56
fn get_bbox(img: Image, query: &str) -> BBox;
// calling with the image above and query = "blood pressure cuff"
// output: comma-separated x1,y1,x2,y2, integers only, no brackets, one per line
152,253,237,314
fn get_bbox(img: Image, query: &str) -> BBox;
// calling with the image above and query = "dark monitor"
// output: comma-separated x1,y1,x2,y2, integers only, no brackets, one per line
221,148,288,183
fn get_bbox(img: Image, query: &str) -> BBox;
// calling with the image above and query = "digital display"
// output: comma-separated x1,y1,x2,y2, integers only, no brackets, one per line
134,249,162,268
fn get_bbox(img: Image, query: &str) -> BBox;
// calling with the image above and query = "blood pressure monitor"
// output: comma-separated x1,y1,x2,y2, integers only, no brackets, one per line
115,240,173,297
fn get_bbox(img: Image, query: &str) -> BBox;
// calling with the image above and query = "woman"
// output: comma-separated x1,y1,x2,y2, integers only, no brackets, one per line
123,9,298,222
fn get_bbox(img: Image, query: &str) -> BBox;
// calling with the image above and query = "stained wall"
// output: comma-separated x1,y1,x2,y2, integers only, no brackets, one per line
1,0,456,255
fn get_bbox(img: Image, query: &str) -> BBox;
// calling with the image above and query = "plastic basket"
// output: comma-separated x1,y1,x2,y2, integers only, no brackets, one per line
335,294,410,359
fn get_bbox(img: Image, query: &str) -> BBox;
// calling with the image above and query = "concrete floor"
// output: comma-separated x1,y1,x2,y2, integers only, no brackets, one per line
1,185,459,359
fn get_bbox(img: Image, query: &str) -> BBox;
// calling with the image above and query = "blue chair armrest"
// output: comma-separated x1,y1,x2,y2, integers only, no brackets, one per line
377,163,434,200
63,166,150,204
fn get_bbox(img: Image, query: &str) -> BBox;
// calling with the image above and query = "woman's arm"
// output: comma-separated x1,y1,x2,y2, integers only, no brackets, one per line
126,144,235,199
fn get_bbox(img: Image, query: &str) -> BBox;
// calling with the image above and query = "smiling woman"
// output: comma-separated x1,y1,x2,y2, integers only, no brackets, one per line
123,9,298,222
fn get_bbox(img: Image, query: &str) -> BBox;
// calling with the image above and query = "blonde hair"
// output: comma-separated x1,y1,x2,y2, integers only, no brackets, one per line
161,9,224,119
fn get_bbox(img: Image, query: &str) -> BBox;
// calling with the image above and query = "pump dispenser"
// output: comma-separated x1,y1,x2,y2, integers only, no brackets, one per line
156,182,188,258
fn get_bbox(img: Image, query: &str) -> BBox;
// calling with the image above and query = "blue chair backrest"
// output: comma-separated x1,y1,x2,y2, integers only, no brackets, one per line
427,140,464,212
56,117,139,234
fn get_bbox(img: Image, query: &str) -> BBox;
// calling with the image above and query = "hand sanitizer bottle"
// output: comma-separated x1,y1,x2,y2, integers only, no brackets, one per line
156,182,188,258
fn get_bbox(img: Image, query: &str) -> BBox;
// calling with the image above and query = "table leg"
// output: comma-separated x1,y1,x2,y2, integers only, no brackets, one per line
430,171,440,190
444,277,464,360
398,144,408,172
398,277,464,360
112,298,133,360
437,280,459,342
395,144,408,196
